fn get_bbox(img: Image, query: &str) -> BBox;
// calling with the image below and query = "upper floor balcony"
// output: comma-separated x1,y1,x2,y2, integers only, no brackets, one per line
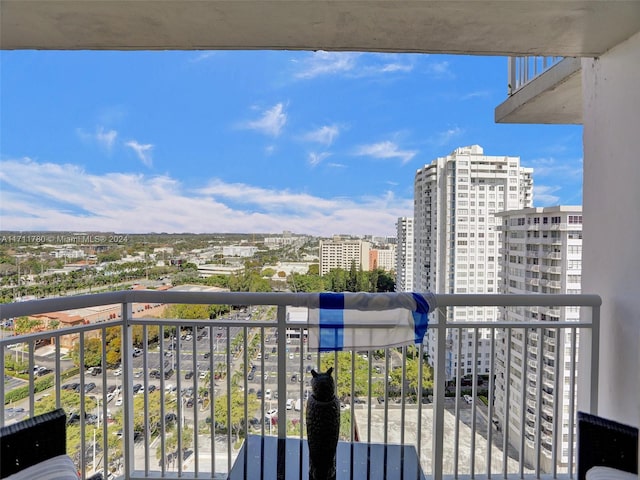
495,57,582,125
1,290,600,480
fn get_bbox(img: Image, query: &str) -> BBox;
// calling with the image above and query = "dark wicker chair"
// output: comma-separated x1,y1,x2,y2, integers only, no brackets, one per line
577,411,638,480
0,408,68,478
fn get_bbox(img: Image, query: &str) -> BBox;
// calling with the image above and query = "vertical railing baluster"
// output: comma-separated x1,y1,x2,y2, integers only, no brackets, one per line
276,305,287,441
433,306,446,480
121,300,134,480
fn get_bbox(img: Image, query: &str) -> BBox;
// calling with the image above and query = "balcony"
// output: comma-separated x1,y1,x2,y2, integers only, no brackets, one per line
495,57,582,124
0,291,600,480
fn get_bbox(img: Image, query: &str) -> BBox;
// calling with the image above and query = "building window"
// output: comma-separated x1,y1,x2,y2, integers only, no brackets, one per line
568,215,583,224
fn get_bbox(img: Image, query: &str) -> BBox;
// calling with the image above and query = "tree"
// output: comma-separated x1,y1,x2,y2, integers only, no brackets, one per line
319,352,374,399
213,389,259,443
13,316,44,335
71,337,103,367
388,346,433,395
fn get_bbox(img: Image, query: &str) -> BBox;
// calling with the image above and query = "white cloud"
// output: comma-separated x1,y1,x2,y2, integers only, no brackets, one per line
426,60,454,78
77,126,118,151
125,140,154,167
533,185,561,206
431,127,464,146
242,103,287,137
294,52,413,79
308,152,331,167
0,158,410,237
303,125,340,146
460,90,490,100
354,141,417,165
380,63,413,73
294,52,359,79
189,52,216,63
95,127,118,150
526,156,583,178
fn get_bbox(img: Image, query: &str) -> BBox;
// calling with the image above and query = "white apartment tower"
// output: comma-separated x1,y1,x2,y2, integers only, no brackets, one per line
370,245,396,272
395,217,414,292
319,238,371,276
494,206,583,469
414,145,533,380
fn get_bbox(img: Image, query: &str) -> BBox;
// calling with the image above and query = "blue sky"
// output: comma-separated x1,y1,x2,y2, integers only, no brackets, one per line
0,51,583,237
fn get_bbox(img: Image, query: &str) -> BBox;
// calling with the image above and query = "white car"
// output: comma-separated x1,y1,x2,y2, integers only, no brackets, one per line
286,399,294,410
265,408,277,418
115,397,123,406
265,389,272,400
113,368,122,376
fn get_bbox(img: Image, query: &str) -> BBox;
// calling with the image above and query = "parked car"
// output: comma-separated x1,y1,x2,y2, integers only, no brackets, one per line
164,368,174,380
84,382,96,393
113,368,122,376
149,369,161,379
87,366,102,376
185,370,194,380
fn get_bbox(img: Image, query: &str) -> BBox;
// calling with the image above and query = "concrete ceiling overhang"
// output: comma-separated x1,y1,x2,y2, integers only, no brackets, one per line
1,1,640,56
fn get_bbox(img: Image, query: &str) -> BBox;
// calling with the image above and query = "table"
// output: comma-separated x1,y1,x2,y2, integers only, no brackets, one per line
229,435,426,480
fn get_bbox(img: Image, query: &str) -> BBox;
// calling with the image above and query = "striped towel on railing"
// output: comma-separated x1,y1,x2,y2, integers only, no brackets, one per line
307,292,435,352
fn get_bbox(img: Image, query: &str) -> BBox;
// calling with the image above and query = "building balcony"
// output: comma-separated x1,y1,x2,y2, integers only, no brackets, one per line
0,291,601,480
540,265,561,275
495,57,582,124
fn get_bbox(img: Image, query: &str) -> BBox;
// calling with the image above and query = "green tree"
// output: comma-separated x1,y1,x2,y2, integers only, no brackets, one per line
319,352,372,399
13,316,43,335
213,389,259,443
71,337,103,368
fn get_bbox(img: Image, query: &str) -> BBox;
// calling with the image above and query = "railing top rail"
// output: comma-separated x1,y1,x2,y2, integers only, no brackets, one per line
0,291,602,319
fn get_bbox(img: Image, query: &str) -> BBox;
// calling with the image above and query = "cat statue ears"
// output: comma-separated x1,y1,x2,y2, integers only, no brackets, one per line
310,367,334,378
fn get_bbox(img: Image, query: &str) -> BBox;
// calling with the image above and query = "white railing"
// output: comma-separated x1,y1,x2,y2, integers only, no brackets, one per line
0,291,601,480
508,56,564,95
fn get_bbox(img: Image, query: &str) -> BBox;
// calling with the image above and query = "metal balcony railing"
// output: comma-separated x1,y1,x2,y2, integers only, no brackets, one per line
508,56,564,95
0,291,600,480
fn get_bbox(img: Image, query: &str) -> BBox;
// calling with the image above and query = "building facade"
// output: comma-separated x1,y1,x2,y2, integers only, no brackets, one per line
395,217,414,292
369,245,396,273
414,145,533,380
494,206,583,469
319,238,371,276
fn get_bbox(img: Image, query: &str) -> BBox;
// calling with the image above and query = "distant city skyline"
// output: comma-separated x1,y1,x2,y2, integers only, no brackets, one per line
1,51,583,236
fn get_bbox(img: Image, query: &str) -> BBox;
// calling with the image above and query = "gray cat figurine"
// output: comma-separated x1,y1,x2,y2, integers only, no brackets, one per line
306,367,340,480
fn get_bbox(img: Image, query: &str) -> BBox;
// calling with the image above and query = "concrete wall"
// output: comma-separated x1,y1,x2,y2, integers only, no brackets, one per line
581,31,640,428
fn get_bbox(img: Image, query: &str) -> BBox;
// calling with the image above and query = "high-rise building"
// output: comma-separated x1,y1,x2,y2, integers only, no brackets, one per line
395,217,414,292
414,145,533,380
369,245,396,273
494,206,583,469
319,238,371,276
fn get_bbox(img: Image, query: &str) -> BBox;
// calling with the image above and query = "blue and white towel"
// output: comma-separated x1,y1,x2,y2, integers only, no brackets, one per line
306,292,434,351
